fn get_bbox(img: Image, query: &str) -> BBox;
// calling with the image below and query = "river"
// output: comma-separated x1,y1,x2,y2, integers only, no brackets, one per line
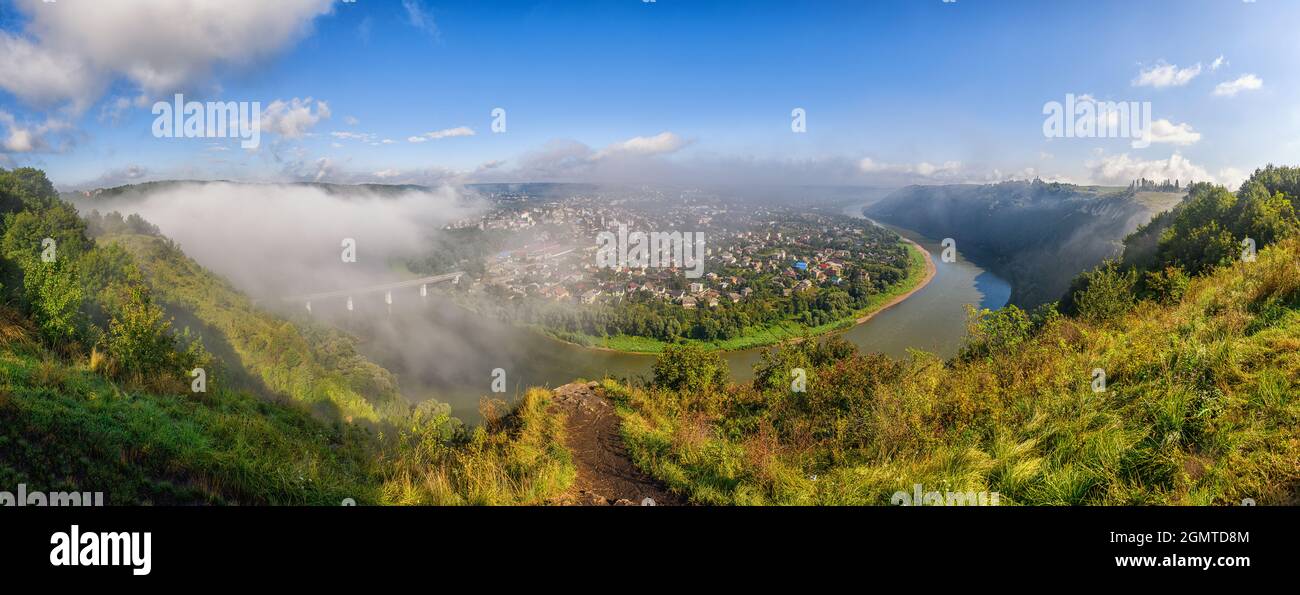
335,203,1010,422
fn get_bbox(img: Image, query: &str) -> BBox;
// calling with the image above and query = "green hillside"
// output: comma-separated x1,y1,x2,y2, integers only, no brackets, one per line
614,168,1300,505
867,180,1183,307
0,167,574,505
4,163,1298,506
96,230,403,424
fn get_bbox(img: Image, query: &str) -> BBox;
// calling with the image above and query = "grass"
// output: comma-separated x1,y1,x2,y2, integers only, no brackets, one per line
101,233,405,423
378,388,576,505
0,303,576,505
610,238,1300,505
0,326,379,505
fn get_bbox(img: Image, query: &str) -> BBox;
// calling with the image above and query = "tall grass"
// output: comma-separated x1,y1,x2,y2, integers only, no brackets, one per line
613,238,1300,505
379,388,575,505
0,303,577,505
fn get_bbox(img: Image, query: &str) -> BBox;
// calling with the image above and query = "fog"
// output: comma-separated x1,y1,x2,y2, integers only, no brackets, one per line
78,182,482,299
865,182,1159,306
73,182,553,418
68,182,1009,422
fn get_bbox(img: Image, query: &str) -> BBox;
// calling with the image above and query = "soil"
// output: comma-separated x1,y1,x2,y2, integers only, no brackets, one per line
547,381,684,506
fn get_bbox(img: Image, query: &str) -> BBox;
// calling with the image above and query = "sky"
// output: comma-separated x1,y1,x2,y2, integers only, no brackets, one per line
0,0,1297,190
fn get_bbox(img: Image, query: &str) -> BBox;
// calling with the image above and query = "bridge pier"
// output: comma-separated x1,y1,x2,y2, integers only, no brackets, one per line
277,271,465,306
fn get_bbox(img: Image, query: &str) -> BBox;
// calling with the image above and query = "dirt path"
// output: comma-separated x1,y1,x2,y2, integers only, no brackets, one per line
547,381,684,506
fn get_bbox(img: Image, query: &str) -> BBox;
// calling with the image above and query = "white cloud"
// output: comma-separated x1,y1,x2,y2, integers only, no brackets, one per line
857,158,888,172
1147,119,1201,146
57,164,154,190
1213,74,1263,97
71,164,152,189
0,32,104,112
493,134,688,182
858,157,962,178
402,0,440,38
0,0,336,112
330,130,377,143
1087,151,1245,187
0,110,71,153
98,96,136,123
4,129,35,153
593,132,687,159
1210,55,1227,71
262,98,331,138
308,157,333,182
407,127,475,143
1132,61,1202,88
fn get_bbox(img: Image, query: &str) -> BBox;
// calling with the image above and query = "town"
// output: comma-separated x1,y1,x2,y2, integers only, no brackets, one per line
410,185,917,347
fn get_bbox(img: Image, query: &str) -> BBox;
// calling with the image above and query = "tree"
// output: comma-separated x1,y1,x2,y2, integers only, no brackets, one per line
21,258,85,346
958,304,1033,360
752,343,812,392
1143,266,1190,305
1,203,93,264
651,343,729,393
0,167,59,213
1070,260,1137,323
107,284,182,379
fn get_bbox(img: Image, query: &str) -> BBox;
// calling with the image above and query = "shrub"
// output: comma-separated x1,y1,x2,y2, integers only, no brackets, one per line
19,258,85,346
1143,266,1190,305
105,284,206,389
652,343,729,393
1070,260,1137,323
959,304,1034,360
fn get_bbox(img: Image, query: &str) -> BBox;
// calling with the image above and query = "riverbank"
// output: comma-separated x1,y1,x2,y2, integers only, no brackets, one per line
345,222,1001,422
853,236,937,325
546,238,937,354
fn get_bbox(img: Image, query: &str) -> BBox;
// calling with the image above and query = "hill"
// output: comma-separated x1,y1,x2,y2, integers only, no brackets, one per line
0,167,574,505
612,168,1300,505
609,234,1299,504
6,163,1299,506
95,229,404,423
866,180,1184,307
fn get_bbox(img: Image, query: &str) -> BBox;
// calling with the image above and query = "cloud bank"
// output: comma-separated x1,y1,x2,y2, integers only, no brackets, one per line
0,0,336,112
76,181,483,299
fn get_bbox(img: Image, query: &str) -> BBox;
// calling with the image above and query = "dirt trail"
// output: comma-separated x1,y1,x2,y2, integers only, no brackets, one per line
547,381,684,506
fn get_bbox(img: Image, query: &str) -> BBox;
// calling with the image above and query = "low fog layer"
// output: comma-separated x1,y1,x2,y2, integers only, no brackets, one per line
71,182,681,419
74,181,633,420
78,182,482,299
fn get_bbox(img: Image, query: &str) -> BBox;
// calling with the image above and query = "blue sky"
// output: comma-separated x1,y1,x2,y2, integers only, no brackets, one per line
0,0,1297,189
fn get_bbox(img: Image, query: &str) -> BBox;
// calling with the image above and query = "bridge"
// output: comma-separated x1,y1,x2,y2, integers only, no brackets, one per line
279,271,465,306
